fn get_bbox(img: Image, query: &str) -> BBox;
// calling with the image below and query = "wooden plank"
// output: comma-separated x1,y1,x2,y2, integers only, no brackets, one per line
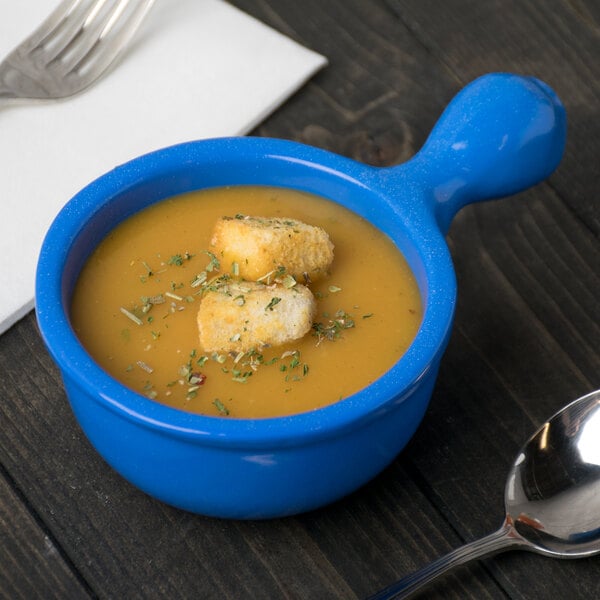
384,0,600,235
0,468,90,599
243,0,458,159
403,187,600,599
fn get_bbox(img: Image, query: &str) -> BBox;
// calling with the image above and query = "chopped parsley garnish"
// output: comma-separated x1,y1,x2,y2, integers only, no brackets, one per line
142,261,154,276
120,307,143,326
167,252,194,266
136,360,154,374
281,274,297,288
213,398,230,415
190,272,207,288
204,251,220,272
312,310,355,344
265,297,282,311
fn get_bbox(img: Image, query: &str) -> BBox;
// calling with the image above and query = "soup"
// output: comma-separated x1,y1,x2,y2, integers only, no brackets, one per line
70,186,422,418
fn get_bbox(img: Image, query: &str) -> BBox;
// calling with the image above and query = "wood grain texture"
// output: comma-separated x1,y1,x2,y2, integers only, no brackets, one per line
0,1,598,598
0,467,91,600
385,0,600,235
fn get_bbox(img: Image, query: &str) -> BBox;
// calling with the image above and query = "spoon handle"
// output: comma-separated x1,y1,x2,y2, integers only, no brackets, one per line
367,521,526,599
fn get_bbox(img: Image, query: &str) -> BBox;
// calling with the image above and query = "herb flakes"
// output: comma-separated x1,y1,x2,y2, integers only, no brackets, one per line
265,297,282,311
120,307,143,326
213,398,230,416
312,310,355,344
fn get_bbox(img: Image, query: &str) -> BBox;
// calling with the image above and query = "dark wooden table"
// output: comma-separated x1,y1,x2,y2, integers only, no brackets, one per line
1,1,599,598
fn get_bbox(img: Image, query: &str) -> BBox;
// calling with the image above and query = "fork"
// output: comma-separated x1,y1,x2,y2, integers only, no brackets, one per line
0,0,155,102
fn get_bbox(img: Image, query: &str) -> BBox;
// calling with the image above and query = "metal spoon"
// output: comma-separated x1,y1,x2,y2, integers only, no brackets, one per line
369,389,600,599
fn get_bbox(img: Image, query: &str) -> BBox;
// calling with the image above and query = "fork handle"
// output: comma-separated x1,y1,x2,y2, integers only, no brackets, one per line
367,521,528,599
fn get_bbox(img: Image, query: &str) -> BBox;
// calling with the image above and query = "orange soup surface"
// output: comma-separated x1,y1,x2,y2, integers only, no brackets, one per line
71,186,422,418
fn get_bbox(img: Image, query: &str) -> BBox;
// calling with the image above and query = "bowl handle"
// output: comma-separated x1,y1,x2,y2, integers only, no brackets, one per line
405,73,566,233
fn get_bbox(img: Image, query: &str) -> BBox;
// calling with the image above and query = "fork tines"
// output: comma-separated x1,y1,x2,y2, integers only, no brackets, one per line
31,0,153,76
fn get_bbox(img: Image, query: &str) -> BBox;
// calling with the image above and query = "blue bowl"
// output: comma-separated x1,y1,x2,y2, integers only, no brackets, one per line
36,73,565,519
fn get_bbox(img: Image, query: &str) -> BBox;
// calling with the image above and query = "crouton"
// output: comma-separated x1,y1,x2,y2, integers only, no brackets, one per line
197,281,316,352
209,215,334,282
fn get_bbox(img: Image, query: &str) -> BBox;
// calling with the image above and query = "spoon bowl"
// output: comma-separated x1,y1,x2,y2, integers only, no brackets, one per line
507,389,600,557
369,389,600,599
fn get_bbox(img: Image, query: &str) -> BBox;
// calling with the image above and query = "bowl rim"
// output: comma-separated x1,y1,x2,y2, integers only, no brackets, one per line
35,137,456,448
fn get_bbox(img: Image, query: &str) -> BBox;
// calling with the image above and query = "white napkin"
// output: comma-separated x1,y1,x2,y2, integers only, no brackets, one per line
0,0,326,334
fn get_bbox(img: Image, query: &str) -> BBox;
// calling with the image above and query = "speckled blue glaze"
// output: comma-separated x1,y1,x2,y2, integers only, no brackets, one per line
36,73,566,519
